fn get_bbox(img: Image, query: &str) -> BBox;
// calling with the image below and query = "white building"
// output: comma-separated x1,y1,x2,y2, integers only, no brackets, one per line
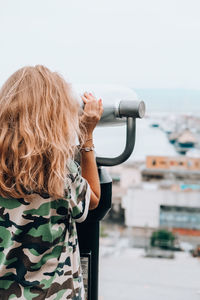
122,184,200,231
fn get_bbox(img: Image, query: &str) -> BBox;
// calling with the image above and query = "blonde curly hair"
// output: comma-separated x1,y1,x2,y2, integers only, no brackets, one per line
0,65,84,199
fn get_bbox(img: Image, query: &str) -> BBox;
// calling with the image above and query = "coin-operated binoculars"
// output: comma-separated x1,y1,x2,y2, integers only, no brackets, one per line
76,86,145,300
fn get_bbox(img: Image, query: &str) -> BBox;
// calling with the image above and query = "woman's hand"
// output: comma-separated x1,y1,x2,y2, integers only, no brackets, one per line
80,92,103,137
79,92,103,210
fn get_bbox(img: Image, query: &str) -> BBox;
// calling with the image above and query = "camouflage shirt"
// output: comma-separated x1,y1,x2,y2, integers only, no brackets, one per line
0,161,90,300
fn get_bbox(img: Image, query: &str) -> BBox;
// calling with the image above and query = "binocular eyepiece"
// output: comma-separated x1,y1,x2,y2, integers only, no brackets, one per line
99,100,145,126
116,100,145,119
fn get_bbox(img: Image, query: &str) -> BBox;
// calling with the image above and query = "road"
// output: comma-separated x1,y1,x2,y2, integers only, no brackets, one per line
99,247,200,300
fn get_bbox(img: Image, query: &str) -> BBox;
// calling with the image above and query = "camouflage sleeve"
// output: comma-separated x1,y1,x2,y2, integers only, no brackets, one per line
66,161,91,223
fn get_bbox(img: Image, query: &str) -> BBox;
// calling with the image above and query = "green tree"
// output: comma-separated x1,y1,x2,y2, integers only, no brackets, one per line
150,229,176,250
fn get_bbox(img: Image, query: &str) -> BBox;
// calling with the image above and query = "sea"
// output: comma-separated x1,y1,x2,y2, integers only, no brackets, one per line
135,88,200,114
93,88,200,162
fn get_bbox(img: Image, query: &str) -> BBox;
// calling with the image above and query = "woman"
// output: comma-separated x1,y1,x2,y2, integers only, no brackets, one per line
0,65,103,299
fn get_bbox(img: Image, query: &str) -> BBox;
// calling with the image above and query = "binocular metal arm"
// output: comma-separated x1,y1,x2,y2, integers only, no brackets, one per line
96,117,136,167
96,100,145,167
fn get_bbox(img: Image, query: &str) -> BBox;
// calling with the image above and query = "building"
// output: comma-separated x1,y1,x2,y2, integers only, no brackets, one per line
107,156,200,247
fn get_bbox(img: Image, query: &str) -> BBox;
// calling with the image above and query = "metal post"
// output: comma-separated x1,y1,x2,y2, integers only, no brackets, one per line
77,168,112,300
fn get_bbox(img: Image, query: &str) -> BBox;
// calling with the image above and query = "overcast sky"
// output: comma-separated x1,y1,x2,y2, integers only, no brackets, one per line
1,0,200,89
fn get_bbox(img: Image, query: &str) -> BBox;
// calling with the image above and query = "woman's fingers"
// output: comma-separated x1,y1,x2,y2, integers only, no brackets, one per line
81,93,103,125
82,93,101,109
83,92,98,102
98,98,103,107
81,95,88,104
